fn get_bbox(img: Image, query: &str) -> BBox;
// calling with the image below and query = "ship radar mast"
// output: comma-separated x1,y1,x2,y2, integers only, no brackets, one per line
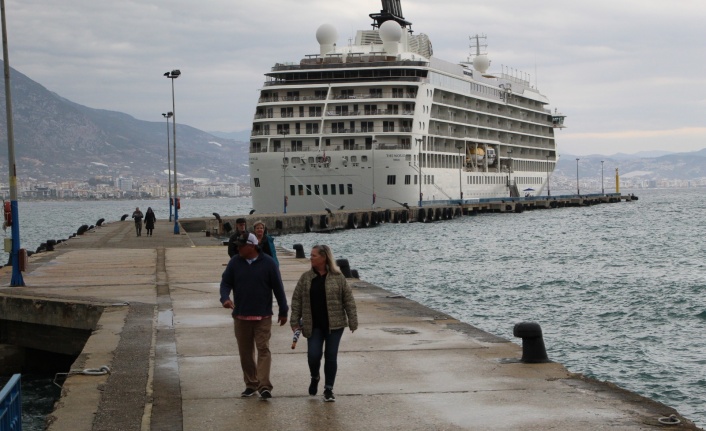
370,0,413,32
467,34,490,74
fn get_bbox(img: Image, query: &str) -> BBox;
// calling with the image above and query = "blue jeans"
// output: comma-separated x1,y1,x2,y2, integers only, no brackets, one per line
307,327,344,390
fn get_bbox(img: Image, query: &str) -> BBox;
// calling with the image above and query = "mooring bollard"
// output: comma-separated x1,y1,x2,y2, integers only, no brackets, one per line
336,259,352,278
513,322,549,363
293,244,305,259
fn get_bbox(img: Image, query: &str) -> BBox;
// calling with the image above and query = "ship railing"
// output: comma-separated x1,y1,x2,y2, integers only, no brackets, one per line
332,92,417,100
0,374,21,431
326,109,412,116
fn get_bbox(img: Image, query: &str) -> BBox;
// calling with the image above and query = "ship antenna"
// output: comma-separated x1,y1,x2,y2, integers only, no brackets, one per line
370,0,413,32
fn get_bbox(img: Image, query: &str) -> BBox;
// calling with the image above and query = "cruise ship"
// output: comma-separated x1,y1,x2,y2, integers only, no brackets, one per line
249,0,565,214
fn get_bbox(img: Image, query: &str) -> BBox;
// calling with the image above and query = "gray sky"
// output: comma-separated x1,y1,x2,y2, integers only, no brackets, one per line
4,0,705,156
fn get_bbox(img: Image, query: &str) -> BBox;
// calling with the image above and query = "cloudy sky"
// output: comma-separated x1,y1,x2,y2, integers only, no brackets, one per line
4,0,705,156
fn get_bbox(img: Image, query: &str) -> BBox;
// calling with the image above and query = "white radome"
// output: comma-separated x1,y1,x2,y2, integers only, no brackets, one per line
379,20,403,42
316,23,338,45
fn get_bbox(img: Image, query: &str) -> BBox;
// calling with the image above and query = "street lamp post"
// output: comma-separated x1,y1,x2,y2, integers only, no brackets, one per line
545,155,551,197
507,149,513,190
162,112,173,222
576,158,580,195
601,160,605,195
455,142,464,200
281,131,288,213
416,138,423,207
1,0,24,285
164,70,181,234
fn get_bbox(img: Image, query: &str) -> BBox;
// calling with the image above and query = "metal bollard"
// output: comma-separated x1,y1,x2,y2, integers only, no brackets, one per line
46,239,56,251
293,244,305,259
513,322,549,363
336,259,352,278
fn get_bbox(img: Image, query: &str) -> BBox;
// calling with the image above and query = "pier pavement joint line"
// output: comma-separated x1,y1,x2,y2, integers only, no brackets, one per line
150,247,183,431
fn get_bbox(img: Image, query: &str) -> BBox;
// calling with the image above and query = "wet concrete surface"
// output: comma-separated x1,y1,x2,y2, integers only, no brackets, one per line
0,219,700,430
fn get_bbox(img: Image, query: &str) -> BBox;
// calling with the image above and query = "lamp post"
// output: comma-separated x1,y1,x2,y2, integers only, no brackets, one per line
455,142,464,200
164,69,180,234
416,138,423,207
162,112,173,222
507,149,513,190
601,160,605,195
545,155,551,197
281,131,288,213
576,158,580,195
1,0,24,285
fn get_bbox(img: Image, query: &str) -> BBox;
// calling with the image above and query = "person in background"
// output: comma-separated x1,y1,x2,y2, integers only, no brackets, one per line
132,207,143,237
144,207,156,236
290,244,357,402
227,218,248,258
253,220,278,266
220,231,289,400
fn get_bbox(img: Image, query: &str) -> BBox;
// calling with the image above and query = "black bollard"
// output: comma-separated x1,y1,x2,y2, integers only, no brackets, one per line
293,244,305,259
513,322,549,363
120,214,129,221
96,218,105,226
336,259,352,278
77,225,89,235
351,269,359,279
46,239,56,251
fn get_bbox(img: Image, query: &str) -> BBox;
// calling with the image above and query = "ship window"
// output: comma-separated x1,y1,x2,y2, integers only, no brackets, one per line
252,142,262,152
361,156,368,162
332,122,344,133
254,178,260,187
290,185,295,196
291,157,300,164
291,141,303,151
369,88,382,98
339,184,345,195
308,157,315,163
361,121,373,132
309,106,322,117
306,185,312,195
306,123,319,134
383,121,394,132
273,140,281,152
414,175,418,185
351,156,357,162
347,184,353,194
314,185,320,195
404,175,411,185
298,185,304,195
387,175,396,185
364,105,377,114
277,124,290,134
331,184,336,195
325,139,331,146
343,139,355,150
322,184,328,195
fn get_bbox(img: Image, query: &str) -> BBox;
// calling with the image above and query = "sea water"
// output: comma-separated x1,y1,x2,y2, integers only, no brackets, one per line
3,190,705,428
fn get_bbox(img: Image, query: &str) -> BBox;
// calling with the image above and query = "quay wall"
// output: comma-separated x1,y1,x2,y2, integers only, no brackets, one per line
180,193,636,237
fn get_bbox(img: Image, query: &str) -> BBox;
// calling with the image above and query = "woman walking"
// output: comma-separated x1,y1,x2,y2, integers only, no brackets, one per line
144,207,156,236
290,245,357,402
253,220,278,265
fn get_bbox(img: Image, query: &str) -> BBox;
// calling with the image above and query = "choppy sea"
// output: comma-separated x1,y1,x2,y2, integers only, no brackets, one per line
2,189,705,429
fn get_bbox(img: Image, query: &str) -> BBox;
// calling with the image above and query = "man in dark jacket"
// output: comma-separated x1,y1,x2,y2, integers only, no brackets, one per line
227,218,248,258
220,232,288,400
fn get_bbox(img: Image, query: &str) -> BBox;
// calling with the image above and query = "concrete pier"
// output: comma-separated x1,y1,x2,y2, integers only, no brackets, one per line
1,217,698,430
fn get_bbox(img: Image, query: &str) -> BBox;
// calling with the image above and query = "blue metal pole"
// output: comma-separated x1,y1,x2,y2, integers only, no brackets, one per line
1,0,24,286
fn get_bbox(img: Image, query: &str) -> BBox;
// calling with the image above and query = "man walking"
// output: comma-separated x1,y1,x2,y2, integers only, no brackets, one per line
220,231,288,399
227,218,248,258
132,207,143,237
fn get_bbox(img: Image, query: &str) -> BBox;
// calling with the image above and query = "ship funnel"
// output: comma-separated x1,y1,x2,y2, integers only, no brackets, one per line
316,23,338,56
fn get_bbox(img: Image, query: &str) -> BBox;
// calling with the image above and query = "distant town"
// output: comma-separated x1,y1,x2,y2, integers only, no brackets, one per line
0,176,251,200
0,172,703,201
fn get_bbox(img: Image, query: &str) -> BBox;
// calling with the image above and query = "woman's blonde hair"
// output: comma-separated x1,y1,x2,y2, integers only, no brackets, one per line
312,244,340,275
253,220,265,229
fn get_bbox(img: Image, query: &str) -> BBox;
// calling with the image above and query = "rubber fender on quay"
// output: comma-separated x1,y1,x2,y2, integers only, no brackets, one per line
505,204,512,211
417,209,427,223
36,243,46,254
304,216,314,232
384,209,391,223
400,210,409,223
347,213,358,229
275,220,283,230
454,208,461,217
96,218,105,226
319,215,329,229
514,203,524,213
434,208,442,221
426,208,435,222
360,212,370,228
77,225,89,235
370,212,378,226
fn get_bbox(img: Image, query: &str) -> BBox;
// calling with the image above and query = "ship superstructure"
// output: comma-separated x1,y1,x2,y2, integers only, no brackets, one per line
249,0,563,214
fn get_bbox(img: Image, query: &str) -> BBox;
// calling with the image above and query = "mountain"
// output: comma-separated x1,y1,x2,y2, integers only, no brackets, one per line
0,61,249,182
554,151,706,180
208,130,251,142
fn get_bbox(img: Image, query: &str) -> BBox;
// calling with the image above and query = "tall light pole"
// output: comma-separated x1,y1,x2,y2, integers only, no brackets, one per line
455,142,464,200
507,149,513,190
164,70,180,234
601,160,605,194
1,0,23,285
162,112,173,222
416,138,423,207
545,155,551,197
576,158,580,195
281,131,288,213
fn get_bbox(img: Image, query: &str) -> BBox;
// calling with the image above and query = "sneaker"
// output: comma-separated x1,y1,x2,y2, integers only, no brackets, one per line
241,388,257,397
308,376,320,396
259,389,272,400
323,389,335,402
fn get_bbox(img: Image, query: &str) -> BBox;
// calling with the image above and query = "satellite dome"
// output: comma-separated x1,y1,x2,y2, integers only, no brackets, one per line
473,54,490,74
379,20,403,43
316,24,338,45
